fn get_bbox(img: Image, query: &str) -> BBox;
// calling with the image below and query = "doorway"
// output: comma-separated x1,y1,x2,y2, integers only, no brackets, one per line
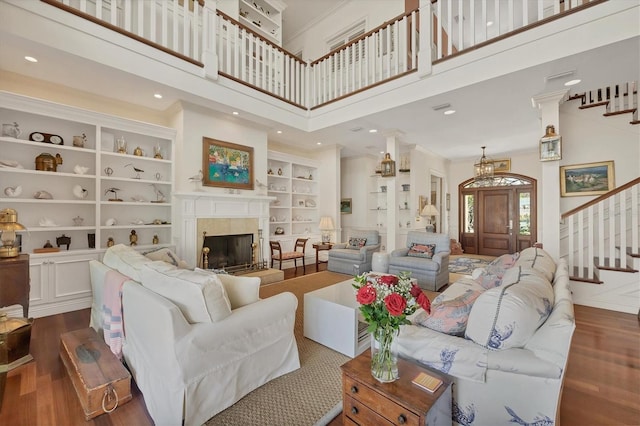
459,174,536,256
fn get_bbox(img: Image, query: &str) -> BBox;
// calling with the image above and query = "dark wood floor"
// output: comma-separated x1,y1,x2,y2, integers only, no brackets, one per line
1,263,638,425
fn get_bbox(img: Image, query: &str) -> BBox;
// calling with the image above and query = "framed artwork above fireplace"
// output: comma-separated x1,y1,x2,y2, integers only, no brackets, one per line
202,137,254,189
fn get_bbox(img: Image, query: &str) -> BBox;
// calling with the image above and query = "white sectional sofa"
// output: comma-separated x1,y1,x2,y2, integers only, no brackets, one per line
89,244,300,426
394,247,575,426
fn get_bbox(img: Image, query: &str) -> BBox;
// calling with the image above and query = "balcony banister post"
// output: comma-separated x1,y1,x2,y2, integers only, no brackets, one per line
202,0,219,80
417,0,432,78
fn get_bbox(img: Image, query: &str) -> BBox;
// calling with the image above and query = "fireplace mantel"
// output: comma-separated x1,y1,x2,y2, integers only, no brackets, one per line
174,191,275,266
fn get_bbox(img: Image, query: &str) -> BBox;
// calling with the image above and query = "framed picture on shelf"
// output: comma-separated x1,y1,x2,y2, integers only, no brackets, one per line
340,198,352,214
493,158,511,172
418,195,428,213
202,137,253,189
560,161,614,197
540,135,562,161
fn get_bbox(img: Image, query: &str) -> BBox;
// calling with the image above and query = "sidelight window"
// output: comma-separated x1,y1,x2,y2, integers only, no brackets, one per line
519,192,531,235
464,194,474,233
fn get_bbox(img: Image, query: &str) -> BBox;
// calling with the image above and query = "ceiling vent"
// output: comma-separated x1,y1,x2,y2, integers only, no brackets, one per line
349,126,364,132
432,103,451,111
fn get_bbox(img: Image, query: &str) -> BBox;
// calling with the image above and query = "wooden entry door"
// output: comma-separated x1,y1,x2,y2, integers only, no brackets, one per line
459,174,536,256
478,189,512,256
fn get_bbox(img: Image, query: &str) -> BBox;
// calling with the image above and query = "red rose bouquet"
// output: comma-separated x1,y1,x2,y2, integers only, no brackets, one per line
353,272,431,382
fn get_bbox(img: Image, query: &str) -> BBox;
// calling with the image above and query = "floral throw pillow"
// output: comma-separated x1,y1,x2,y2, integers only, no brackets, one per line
408,243,436,259
348,237,367,249
414,288,484,336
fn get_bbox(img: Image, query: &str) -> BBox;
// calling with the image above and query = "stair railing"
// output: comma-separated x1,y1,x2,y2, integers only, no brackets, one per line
570,81,639,123
561,178,640,280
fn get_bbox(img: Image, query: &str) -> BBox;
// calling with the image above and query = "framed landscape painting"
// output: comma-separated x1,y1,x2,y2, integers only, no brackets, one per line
202,137,253,189
340,198,352,214
493,158,511,172
560,161,614,197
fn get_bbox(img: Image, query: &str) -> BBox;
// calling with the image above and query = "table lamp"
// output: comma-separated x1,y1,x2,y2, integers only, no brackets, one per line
420,204,439,233
318,216,334,243
0,208,26,258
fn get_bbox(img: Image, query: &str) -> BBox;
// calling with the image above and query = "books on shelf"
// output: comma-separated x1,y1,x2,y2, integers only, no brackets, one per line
357,321,369,343
412,371,443,393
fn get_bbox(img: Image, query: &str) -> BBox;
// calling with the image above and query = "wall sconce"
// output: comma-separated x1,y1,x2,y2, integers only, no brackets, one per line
0,208,26,258
380,153,396,177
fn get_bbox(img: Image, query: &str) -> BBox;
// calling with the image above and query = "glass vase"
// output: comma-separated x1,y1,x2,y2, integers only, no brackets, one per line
370,326,399,383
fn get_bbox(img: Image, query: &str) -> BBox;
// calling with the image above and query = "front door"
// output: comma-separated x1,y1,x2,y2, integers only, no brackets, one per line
459,174,537,256
478,189,512,256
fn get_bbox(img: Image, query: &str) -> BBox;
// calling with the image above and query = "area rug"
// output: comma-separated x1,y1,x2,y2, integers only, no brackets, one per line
206,270,352,426
448,256,492,275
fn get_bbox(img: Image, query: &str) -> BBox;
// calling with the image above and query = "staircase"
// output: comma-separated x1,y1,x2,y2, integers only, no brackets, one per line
568,81,639,125
560,178,640,314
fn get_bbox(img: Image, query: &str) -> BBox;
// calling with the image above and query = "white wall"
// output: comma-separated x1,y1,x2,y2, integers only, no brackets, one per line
284,1,405,61
172,102,269,193
559,101,640,212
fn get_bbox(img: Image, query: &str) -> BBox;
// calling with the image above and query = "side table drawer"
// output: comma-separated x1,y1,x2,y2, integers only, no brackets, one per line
343,375,420,426
344,395,393,425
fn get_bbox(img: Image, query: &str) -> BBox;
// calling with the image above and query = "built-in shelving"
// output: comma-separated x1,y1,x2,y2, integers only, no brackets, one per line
267,150,318,252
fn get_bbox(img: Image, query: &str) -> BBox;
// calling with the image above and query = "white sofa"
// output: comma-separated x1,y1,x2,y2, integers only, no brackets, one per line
89,245,300,426
394,247,575,426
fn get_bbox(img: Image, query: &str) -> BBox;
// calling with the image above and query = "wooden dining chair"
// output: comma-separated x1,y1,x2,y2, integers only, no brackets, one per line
270,238,309,272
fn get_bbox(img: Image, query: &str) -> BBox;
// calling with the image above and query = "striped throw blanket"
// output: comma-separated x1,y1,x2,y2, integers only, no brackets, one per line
102,269,129,360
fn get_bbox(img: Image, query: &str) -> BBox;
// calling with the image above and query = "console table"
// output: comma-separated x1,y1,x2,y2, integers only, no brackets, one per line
0,254,30,318
341,351,452,425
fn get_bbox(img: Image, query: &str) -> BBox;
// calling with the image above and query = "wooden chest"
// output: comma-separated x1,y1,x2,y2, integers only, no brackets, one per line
59,328,132,420
341,351,452,426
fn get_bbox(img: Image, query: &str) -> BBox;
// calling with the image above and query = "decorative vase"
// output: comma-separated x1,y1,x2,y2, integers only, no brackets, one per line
371,326,399,383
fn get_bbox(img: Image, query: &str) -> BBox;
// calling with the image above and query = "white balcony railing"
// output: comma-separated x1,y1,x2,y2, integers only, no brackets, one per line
42,0,605,109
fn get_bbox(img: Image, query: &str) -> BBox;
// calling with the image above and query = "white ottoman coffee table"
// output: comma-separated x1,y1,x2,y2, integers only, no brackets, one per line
303,280,370,358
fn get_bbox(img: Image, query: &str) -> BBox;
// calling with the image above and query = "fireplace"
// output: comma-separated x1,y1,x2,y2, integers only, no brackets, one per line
202,233,253,269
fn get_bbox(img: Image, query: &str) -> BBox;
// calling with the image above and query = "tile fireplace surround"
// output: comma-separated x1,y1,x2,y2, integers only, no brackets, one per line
174,192,275,268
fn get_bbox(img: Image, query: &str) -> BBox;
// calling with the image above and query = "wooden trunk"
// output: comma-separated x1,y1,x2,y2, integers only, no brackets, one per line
59,328,132,420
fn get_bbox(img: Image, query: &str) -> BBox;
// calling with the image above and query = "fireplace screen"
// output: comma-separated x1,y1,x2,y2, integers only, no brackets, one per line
202,233,253,270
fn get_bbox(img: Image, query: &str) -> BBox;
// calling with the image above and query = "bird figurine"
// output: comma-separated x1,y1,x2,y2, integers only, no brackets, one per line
188,170,203,182
150,184,166,203
105,187,122,201
125,163,144,179
188,170,203,192
255,179,268,196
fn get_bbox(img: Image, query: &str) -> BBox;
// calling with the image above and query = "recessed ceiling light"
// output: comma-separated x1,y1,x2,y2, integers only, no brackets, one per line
24,56,37,63
369,129,378,133
153,93,163,99
444,109,456,115
276,130,282,134
380,151,385,154
316,142,322,145
486,21,494,27
232,111,239,115
564,79,582,87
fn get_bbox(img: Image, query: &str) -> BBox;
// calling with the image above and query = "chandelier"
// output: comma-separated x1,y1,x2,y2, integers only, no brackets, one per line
474,146,494,184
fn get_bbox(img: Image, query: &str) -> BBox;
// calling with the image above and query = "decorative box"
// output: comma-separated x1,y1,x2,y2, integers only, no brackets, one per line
0,312,33,373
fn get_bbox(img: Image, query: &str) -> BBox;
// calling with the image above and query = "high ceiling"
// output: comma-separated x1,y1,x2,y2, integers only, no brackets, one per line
0,1,637,161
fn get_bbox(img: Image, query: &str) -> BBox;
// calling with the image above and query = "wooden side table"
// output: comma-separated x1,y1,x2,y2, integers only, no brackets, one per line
0,254,30,318
341,351,452,425
313,242,333,272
